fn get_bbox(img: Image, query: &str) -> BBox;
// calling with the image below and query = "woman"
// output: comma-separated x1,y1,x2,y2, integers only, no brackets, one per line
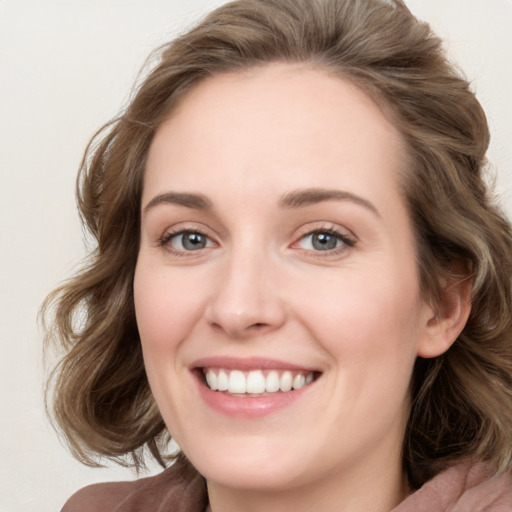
44,0,512,510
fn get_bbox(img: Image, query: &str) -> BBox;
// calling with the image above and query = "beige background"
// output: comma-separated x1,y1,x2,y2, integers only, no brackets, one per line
0,1,510,510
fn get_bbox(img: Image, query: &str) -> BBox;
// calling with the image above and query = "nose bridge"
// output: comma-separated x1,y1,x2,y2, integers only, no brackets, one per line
206,239,284,337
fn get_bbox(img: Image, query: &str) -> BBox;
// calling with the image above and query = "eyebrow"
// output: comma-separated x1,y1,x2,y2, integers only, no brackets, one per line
142,187,379,216
143,192,213,214
279,188,380,216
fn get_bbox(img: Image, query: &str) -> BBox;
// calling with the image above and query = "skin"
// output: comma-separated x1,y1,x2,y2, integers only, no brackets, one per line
134,63,469,512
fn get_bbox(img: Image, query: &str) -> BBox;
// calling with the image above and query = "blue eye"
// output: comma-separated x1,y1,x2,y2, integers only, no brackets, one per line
163,230,213,252
310,232,339,251
297,230,354,252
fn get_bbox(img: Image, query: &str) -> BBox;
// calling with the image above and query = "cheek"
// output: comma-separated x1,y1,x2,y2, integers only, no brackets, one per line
291,264,424,369
133,263,205,427
133,263,205,354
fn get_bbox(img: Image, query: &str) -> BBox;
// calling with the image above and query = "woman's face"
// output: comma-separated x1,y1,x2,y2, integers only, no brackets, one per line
134,64,436,494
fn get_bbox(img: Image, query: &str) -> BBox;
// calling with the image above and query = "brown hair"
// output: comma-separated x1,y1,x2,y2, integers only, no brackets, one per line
43,0,512,487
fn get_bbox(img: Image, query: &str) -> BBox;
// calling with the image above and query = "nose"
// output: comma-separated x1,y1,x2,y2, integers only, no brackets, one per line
205,248,286,339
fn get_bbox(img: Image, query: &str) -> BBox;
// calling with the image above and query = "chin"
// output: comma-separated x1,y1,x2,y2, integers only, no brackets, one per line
182,436,312,491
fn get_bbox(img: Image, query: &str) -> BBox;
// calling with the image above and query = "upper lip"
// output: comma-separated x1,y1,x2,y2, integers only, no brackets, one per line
191,356,319,372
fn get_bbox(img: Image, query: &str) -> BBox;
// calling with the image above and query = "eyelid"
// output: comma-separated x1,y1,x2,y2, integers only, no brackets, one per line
293,222,356,240
162,229,214,246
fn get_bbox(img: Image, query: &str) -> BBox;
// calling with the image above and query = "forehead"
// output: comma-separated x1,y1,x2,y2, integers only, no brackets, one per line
144,63,407,206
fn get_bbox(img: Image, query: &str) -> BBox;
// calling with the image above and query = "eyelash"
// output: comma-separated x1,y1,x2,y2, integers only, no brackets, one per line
158,226,356,257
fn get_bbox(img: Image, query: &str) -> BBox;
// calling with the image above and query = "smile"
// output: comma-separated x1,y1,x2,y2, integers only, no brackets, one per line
192,357,321,417
203,368,315,395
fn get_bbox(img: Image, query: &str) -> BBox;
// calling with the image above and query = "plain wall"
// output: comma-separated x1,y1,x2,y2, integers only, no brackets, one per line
0,1,510,510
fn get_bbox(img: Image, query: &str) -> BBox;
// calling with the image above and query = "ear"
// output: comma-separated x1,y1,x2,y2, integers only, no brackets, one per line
417,267,472,359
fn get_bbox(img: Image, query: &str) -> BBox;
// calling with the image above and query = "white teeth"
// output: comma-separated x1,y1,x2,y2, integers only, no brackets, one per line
280,371,293,392
204,368,316,394
205,371,218,391
265,371,280,392
228,370,247,393
293,374,306,390
217,370,229,391
246,370,266,394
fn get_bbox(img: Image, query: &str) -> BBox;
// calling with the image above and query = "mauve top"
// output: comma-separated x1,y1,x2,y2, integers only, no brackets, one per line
61,458,512,511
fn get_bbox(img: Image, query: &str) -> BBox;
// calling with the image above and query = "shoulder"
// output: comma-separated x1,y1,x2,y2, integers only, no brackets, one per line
61,479,135,512
452,462,512,511
395,461,512,511
61,459,207,512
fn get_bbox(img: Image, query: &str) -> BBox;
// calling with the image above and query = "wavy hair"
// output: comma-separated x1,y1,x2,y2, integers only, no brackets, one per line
43,0,512,487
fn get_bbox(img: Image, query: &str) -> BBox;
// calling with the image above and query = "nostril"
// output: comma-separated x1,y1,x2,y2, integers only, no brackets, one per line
249,322,269,331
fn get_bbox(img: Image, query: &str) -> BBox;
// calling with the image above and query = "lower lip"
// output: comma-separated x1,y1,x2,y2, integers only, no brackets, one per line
195,375,315,418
